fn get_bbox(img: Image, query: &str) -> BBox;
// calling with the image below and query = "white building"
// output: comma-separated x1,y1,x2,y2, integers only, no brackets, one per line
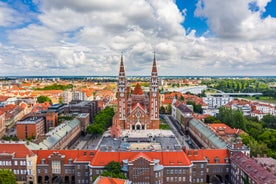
203,96,234,109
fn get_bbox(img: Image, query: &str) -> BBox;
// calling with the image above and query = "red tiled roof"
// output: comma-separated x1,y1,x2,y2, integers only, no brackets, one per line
33,150,97,164
0,143,35,158
208,123,244,135
187,149,229,164
0,96,9,102
91,151,192,167
131,103,146,111
251,110,266,115
231,152,276,183
132,83,144,95
94,176,127,184
129,152,153,162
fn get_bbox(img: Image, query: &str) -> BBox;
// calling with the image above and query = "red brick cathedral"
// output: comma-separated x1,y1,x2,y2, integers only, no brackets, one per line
111,54,160,137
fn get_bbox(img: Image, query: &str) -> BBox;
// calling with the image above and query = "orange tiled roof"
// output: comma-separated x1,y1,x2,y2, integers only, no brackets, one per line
91,151,192,167
129,152,153,162
0,96,9,102
131,103,146,111
132,83,144,95
0,143,35,158
33,150,97,164
187,149,229,164
208,123,244,135
95,176,127,184
251,110,266,115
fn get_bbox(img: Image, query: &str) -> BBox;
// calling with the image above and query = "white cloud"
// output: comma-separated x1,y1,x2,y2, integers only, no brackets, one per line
195,0,276,40
0,0,275,76
0,2,20,26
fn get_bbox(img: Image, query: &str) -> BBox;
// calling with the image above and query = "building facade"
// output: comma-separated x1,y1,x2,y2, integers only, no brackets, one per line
111,55,160,137
0,143,37,184
0,111,5,138
16,116,45,140
64,100,98,123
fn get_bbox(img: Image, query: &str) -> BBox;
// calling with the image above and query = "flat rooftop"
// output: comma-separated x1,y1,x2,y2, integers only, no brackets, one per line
97,130,181,152
17,116,44,125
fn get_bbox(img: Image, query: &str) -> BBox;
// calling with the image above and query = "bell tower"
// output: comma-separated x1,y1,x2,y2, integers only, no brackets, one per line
149,53,160,129
117,54,127,124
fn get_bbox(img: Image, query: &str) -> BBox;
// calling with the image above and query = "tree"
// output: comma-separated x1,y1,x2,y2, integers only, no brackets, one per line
0,169,16,184
232,110,246,130
86,107,115,136
87,124,104,135
159,106,165,114
167,104,172,114
261,114,276,129
100,161,126,179
37,95,52,104
186,101,203,114
204,116,221,124
258,130,276,150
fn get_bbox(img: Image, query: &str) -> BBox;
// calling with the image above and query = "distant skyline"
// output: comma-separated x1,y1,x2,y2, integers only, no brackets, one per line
0,0,275,76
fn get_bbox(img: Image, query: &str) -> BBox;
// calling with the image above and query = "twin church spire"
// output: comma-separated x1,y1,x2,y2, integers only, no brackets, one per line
111,52,160,137
119,53,158,77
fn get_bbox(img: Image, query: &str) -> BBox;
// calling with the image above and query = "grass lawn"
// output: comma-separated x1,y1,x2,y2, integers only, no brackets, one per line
243,96,276,104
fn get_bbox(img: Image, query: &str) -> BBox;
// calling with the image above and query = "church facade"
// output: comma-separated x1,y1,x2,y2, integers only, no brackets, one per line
111,55,160,137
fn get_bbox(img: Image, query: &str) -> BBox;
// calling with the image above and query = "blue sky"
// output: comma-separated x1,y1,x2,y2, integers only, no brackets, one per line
0,0,276,76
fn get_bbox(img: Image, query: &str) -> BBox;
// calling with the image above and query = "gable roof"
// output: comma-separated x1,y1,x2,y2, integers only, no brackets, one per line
0,143,35,158
231,152,276,184
94,176,129,184
132,83,144,95
187,149,230,164
129,152,153,162
91,151,192,167
33,150,97,164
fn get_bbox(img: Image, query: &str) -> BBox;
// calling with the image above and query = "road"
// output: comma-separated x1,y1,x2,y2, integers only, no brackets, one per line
164,115,199,149
163,115,190,148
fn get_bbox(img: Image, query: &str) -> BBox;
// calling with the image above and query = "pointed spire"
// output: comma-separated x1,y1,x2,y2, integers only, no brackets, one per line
119,52,125,73
152,52,157,73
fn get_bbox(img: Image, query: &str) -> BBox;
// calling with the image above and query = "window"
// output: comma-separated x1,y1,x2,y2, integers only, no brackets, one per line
37,168,40,173
14,161,18,165
44,169,48,173
28,169,32,175
77,164,81,169
27,161,32,166
68,159,73,164
41,159,45,164
20,161,26,165
52,161,61,174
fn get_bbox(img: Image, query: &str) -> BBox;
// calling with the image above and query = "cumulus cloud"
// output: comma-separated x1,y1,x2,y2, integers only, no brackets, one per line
0,0,275,76
0,2,21,27
195,0,276,40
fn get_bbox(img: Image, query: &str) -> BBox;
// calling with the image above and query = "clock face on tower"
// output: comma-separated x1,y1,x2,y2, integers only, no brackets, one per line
120,93,124,97
153,93,156,97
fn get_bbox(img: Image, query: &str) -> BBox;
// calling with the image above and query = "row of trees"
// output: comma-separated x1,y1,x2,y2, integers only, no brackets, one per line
202,79,270,93
35,83,73,90
208,107,276,158
86,107,115,136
